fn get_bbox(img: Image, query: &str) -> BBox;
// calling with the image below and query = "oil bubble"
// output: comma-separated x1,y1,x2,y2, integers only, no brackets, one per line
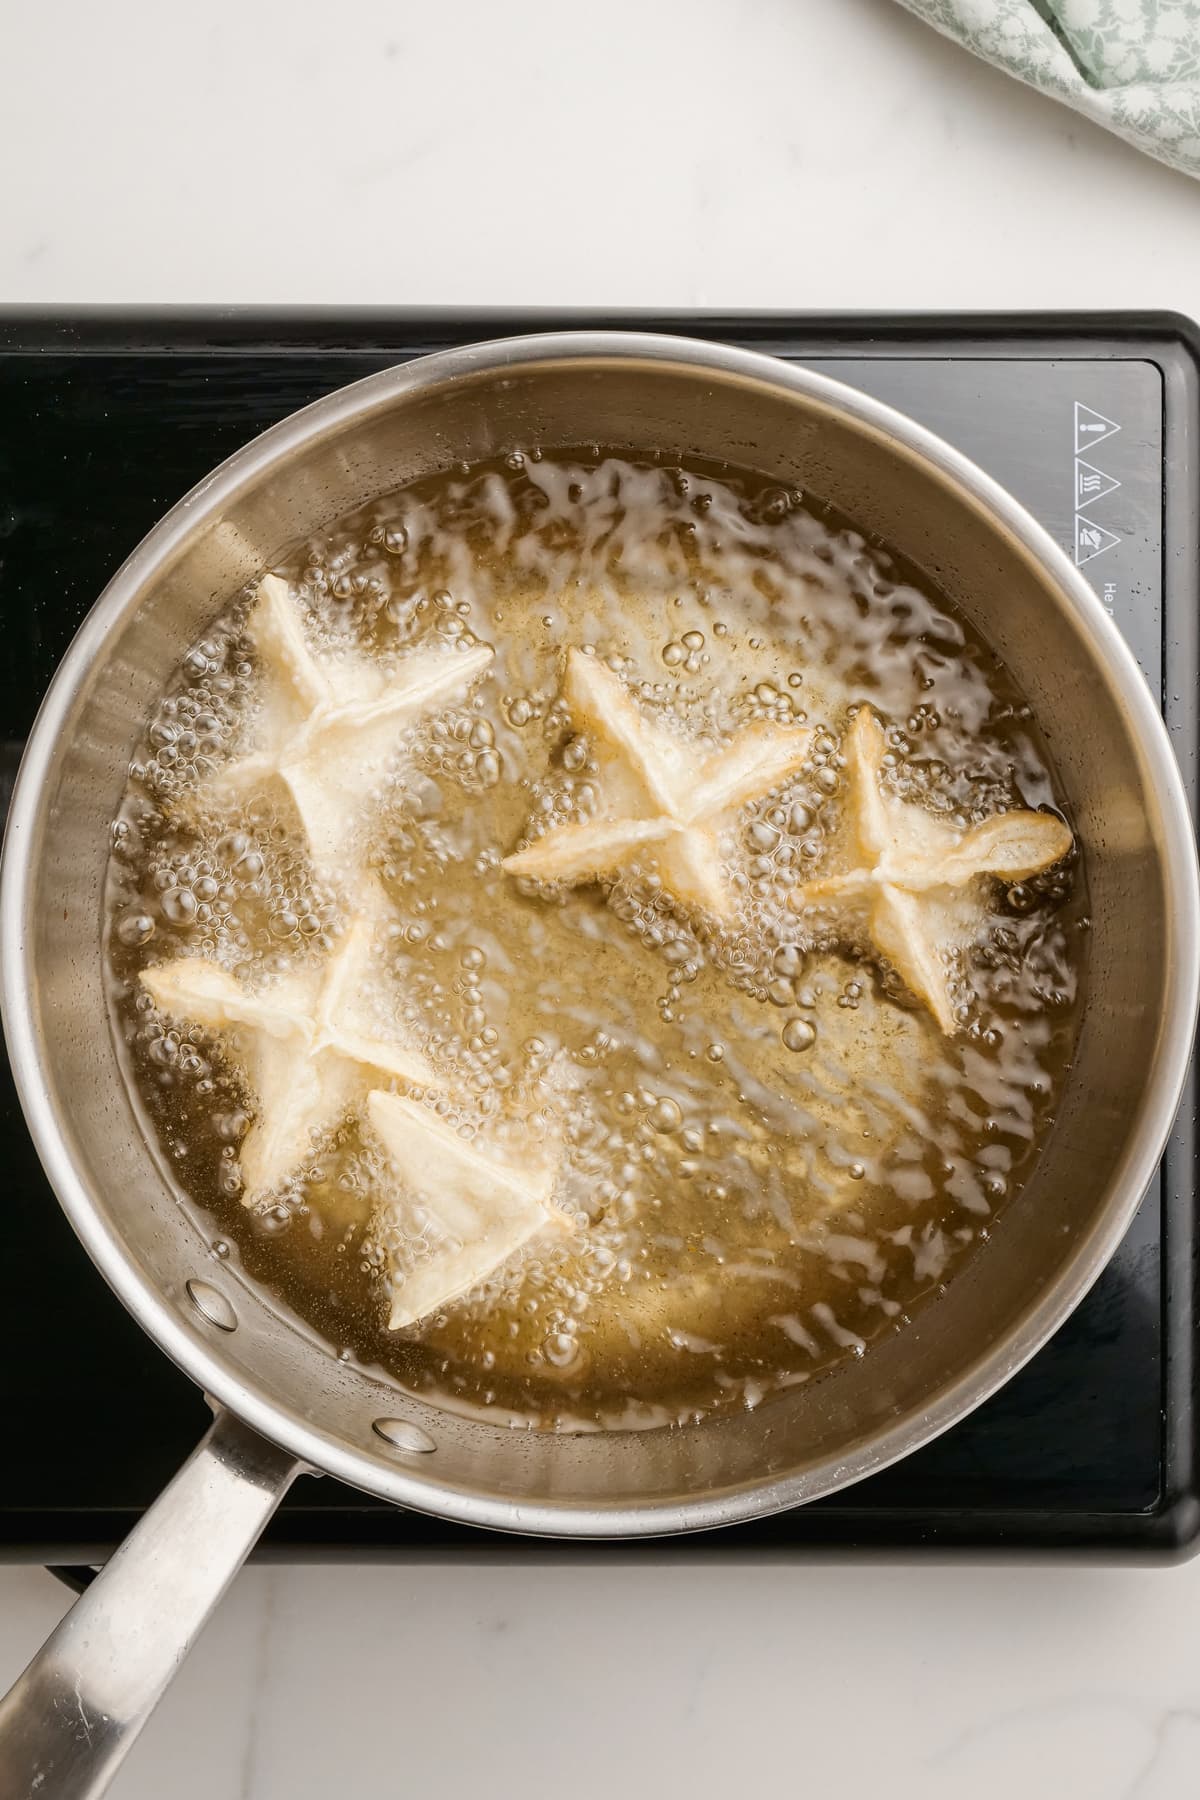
162,887,197,926
117,910,156,947
651,1097,683,1133
543,1331,579,1369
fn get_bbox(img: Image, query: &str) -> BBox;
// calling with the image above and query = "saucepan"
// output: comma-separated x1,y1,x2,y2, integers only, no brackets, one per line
0,333,1196,1798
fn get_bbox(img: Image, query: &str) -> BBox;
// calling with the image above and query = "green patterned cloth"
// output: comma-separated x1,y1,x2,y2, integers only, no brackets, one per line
897,1,1200,177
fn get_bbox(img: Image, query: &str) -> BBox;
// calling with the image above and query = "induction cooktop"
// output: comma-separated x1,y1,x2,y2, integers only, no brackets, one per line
1,309,1196,1566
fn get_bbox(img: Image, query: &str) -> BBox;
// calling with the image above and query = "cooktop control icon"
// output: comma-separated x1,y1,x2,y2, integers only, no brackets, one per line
1073,402,1121,565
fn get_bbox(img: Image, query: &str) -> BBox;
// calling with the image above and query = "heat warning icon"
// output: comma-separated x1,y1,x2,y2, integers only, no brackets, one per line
1075,458,1120,511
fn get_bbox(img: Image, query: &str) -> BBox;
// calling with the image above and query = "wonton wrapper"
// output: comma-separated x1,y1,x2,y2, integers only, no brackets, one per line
504,650,811,920
792,710,1072,1033
142,914,441,1200
367,1089,571,1328
195,574,493,897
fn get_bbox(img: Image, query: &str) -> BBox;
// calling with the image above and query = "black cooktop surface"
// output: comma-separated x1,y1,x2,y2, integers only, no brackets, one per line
1,310,1196,1561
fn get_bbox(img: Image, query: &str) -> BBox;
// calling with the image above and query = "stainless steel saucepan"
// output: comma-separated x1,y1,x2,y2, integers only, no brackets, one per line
1,333,1196,1798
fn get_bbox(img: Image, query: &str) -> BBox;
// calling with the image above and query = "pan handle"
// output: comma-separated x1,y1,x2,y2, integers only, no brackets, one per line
0,1408,300,1800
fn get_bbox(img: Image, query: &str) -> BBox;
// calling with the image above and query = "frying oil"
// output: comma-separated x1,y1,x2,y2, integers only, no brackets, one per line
106,451,1085,1429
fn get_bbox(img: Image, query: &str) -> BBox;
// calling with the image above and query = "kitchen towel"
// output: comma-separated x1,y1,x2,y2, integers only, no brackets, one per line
896,1,1200,178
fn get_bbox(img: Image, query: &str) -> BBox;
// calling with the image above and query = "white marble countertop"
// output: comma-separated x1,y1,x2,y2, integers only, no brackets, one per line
4,1,1200,1795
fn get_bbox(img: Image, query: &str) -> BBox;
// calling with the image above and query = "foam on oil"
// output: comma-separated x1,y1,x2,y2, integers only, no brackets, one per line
105,451,1085,1429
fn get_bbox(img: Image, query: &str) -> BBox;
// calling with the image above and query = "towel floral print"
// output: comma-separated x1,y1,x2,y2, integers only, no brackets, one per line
897,1,1200,177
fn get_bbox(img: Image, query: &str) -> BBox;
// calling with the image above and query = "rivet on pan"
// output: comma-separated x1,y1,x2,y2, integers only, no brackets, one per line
373,1417,436,1455
185,1277,238,1333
